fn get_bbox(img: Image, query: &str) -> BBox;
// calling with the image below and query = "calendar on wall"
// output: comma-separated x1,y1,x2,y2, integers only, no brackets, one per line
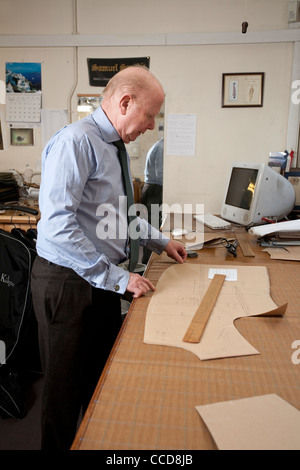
6,93,42,123
5,62,42,124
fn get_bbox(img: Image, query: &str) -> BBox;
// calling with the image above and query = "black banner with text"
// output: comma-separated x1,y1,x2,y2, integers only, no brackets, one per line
87,57,150,87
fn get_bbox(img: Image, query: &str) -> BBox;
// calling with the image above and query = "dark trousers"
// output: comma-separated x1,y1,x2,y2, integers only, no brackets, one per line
31,255,122,450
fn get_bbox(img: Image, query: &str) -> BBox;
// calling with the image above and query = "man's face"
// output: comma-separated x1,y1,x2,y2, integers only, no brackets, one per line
117,90,164,144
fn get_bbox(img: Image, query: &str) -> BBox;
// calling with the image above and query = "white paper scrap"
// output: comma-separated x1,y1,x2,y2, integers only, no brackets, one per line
208,268,237,281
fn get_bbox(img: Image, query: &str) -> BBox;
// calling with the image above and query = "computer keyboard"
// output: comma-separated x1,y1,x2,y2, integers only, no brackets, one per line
193,213,231,229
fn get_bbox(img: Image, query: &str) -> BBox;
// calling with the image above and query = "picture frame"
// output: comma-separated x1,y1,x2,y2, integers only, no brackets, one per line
10,128,34,146
222,73,264,108
284,168,300,210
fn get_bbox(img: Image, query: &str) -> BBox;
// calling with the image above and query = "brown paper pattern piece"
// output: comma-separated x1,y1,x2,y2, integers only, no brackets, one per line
144,264,287,360
196,394,300,450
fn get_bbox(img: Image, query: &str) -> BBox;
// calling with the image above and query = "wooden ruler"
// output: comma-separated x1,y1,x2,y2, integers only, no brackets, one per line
236,233,255,257
183,274,226,343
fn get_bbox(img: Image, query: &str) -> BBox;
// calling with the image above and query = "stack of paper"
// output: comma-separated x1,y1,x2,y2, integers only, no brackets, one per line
248,220,300,238
249,220,300,261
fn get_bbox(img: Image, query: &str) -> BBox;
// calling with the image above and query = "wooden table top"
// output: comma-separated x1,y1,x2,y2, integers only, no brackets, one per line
72,221,300,450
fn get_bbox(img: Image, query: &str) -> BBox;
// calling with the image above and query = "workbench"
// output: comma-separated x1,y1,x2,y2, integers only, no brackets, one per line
72,215,300,450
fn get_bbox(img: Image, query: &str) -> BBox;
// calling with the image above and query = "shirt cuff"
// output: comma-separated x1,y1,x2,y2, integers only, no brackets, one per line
105,262,130,294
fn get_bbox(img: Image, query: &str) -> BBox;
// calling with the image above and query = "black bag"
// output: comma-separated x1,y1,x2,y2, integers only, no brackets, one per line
0,222,40,419
0,368,26,419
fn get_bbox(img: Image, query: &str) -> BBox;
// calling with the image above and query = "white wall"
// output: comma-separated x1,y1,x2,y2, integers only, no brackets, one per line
0,0,298,212
0,47,75,176
162,42,293,212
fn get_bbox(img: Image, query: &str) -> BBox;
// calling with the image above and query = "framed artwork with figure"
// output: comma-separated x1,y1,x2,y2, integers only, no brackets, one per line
222,73,264,108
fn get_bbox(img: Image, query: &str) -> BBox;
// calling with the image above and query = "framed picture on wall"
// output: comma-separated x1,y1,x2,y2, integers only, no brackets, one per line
10,128,34,146
222,73,264,108
284,169,300,210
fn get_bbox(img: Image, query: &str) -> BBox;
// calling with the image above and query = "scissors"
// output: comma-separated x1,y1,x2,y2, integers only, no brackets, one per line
221,238,239,257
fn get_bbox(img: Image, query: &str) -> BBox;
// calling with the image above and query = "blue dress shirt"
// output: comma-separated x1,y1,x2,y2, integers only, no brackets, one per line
36,107,169,294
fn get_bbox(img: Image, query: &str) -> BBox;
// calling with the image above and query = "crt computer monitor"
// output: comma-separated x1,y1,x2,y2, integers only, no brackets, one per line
220,162,295,226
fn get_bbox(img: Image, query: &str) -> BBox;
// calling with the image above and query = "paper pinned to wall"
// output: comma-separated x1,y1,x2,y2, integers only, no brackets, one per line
41,109,69,149
166,113,197,156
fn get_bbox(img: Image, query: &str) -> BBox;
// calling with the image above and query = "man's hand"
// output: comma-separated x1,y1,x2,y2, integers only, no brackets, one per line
126,240,186,299
164,239,187,263
126,272,156,299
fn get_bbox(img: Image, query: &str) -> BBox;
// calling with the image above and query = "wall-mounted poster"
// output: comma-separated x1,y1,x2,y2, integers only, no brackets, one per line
87,57,150,87
6,62,42,93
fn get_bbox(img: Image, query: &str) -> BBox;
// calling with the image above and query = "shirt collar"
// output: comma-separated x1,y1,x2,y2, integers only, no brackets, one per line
92,106,120,143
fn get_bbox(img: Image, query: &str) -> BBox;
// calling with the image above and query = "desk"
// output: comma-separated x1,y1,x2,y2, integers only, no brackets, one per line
72,219,300,450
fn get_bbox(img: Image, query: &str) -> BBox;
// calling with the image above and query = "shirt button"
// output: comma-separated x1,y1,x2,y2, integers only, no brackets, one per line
114,284,120,292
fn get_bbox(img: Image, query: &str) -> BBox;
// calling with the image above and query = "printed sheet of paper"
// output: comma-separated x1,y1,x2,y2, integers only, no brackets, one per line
196,394,300,450
166,113,196,156
41,109,69,149
144,264,286,360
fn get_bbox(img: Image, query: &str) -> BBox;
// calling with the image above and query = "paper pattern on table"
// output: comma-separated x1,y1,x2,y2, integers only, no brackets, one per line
196,394,300,450
144,264,287,360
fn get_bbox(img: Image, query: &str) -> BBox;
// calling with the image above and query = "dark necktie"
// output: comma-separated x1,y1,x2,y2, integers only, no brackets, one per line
113,140,140,273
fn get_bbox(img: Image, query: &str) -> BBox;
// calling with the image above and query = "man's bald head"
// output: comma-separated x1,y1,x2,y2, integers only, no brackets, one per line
102,66,164,102
101,66,165,144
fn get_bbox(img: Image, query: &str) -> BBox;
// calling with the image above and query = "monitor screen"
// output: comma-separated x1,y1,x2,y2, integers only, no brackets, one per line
225,168,258,211
221,162,296,226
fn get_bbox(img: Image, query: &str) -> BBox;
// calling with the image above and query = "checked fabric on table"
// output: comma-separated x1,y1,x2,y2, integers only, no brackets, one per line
113,140,140,273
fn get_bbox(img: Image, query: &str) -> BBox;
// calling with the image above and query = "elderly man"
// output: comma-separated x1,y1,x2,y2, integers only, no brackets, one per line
31,66,186,450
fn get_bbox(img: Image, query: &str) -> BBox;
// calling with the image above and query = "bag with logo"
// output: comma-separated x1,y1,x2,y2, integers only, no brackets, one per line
0,226,40,418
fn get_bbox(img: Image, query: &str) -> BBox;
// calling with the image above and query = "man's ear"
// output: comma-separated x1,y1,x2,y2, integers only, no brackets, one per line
119,95,131,115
